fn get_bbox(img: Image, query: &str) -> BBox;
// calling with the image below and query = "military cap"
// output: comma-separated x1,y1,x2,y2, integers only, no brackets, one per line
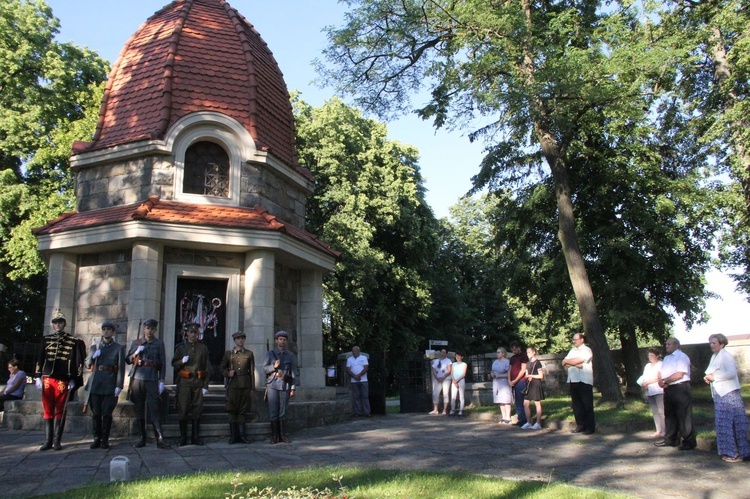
101,320,116,330
51,310,66,323
143,318,158,327
232,331,246,339
274,330,289,339
183,322,200,332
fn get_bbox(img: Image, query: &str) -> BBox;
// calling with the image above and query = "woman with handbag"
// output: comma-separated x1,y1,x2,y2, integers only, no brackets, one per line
522,346,544,430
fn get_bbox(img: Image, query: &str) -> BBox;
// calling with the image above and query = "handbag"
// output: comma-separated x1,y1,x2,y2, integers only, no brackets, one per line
522,360,538,396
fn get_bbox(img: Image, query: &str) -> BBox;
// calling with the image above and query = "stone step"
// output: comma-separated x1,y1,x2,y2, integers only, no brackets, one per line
160,421,270,439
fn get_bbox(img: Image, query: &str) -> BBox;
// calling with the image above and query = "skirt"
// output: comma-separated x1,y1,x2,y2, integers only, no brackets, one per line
493,378,512,404
525,379,545,402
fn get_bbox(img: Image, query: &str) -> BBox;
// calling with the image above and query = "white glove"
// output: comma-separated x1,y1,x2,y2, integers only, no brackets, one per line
35,378,43,391
114,387,122,397
158,381,165,395
182,355,189,364
202,388,208,395
68,380,76,390
92,349,101,359
134,345,145,355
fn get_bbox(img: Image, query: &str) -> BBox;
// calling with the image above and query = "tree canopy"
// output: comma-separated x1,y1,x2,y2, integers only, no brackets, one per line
0,0,108,346
317,0,729,400
294,95,440,368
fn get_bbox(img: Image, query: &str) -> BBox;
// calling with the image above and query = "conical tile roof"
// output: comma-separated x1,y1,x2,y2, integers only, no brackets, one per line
75,0,297,168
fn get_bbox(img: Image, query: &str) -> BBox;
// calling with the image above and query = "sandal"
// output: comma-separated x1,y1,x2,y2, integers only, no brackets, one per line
722,455,742,463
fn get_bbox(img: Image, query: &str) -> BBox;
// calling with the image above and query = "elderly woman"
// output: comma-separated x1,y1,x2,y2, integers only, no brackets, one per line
491,347,512,424
704,333,750,463
636,347,665,438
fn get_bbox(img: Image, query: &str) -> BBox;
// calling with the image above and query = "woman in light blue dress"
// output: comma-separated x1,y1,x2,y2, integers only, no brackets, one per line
491,348,512,424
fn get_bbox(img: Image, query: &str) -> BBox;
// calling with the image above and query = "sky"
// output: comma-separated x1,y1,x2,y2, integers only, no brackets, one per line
44,0,750,344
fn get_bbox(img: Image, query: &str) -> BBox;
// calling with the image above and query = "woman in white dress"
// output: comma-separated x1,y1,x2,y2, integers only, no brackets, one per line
491,347,512,424
636,347,665,438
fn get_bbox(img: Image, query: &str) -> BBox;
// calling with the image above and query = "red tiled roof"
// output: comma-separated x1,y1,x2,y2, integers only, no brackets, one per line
33,196,340,258
75,0,299,171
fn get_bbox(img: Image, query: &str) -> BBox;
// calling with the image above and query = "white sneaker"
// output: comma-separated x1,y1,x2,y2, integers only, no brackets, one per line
531,423,541,430
521,423,531,429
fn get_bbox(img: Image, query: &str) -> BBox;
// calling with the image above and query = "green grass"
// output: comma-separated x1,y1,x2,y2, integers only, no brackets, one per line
36,467,635,499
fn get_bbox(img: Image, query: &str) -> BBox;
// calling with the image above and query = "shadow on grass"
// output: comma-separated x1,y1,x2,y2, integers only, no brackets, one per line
36,467,633,499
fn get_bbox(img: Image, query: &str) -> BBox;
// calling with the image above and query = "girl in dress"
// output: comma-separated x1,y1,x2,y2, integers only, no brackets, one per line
450,352,468,416
491,348,512,424
522,346,544,430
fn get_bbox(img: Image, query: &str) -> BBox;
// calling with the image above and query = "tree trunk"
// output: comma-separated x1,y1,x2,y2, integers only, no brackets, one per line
618,323,642,397
519,0,622,401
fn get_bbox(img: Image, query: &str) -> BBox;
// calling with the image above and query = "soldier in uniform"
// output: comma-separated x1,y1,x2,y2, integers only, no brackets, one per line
34,310,86,451
262,330,297,444
85,320,125,449
220,331,255,444
172,322,209,446
125,318,170,449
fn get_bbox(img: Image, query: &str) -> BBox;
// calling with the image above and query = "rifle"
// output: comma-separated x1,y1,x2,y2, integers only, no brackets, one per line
81,342,99,414
126,319,142,402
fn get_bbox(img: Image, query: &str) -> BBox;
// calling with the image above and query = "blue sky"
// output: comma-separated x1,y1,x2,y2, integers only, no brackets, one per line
44,0,750,344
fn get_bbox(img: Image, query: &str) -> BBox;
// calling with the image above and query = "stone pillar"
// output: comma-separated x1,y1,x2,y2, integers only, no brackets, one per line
299,269,325,390
127,242,164,345
244,249,275,388
45,253,78,335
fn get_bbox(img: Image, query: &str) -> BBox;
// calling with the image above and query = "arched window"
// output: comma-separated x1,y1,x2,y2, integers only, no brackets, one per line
183,141,230,197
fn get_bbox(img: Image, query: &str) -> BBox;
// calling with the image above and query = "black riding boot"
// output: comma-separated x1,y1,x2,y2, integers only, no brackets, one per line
178,420,189,446
153,421,170,449
135,419,147,448
53,418,65,450
270,420,279,444
101,416,113,449
278,419,290,443
238,422,250,444
90,416,102,449
191,419,204,446
39,418,54,451
228,422,238,444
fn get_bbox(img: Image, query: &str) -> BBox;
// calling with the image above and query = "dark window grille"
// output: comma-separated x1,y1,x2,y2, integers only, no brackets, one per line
183,141,230,197
465,354,493,383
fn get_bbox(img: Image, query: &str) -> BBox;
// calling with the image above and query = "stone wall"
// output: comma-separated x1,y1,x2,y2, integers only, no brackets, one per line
76,155,172,211
241,163,307,228
274,263,300,341
76,252,132,348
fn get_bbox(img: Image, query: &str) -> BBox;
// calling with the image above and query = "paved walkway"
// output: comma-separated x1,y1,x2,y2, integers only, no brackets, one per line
0,414,744,498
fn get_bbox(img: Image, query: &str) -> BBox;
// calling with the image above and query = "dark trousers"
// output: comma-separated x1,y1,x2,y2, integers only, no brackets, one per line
570,382,595,432
177,382,204,420
664,382,695,446
131,379,161,423
89,393,117,418
226,388,252,423
513,380,527,425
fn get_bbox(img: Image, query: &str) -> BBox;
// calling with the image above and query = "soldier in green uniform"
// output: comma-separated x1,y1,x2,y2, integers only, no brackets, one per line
220,331,255,444
85,320,125,449
172,322,209,446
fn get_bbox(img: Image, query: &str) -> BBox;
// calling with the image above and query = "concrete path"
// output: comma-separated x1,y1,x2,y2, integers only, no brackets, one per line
0,413,744,498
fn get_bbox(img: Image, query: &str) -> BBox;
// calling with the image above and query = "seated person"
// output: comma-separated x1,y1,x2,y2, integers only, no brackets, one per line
1,359,27,411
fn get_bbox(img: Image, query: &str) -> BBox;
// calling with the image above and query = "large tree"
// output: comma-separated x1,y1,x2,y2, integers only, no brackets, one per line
0,0,108,347
294,96,440,369
662,0,750,294
318,0,685,400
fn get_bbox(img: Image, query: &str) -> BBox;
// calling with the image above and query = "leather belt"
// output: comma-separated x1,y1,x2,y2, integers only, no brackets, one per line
97,365,117,372
179,369,207,379
137,360,162,369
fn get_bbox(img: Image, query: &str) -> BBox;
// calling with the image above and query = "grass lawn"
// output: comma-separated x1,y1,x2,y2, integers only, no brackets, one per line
37,467,635,499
